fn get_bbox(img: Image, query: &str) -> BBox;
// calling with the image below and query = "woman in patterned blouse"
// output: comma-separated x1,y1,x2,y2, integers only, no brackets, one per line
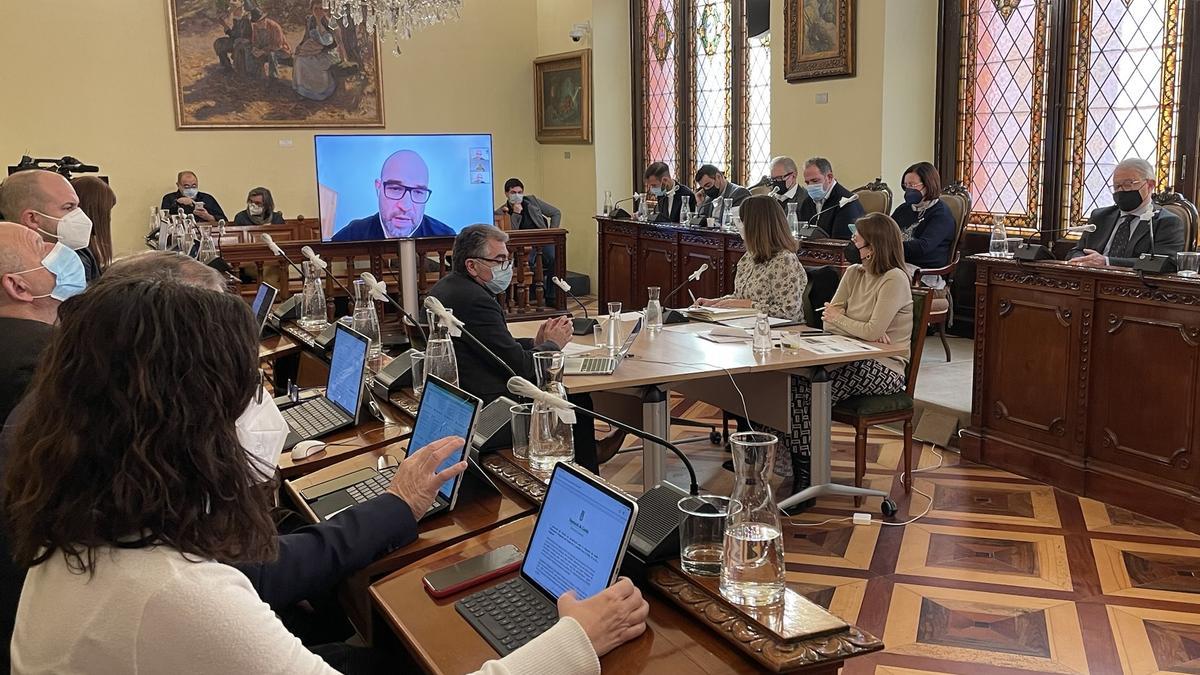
695,195,807,323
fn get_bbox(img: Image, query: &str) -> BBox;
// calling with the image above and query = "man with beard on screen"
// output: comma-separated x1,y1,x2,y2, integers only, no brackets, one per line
331,149,456,241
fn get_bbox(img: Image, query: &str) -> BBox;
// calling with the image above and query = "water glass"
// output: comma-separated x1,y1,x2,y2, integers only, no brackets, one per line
510,403,533,461
410,351,426,400
1178,252,1200,278
606,302,622,350
593,323,604,347
678,495,736,577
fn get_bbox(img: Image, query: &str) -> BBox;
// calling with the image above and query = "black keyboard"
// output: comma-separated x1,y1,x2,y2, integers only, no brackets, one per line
282,397,349,439
345,466,396,505
456,578,558,656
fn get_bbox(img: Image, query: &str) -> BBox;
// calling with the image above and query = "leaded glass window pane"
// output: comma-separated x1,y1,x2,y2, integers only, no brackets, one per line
745,32,771,183
690,0,733,176
644,0,680,169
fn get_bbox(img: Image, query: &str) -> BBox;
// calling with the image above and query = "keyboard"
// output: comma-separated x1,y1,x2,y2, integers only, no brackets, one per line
456,578,558,656
573,356,616,374
282,397,349,439
345,466,396,505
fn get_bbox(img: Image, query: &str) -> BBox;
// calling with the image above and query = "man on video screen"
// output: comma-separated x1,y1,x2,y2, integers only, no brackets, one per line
331,149,456,241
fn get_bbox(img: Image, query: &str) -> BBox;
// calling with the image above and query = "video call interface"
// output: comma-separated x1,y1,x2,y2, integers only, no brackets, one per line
327,328,368,416
409,379,476,499
522,468,633,601
314,134,494,242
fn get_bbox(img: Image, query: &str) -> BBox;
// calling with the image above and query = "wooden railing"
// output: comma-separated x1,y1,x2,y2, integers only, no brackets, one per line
219,228,569,321
216,217,321,247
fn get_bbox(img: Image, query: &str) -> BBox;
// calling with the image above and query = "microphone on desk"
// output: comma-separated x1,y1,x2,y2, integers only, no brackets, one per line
1133,209,1177,275
507,376,698,564
608,192,643,219
424,295,518,379
552,276,597,335
658,264,708,325
1013,223,1098,261
261,234,306,278
262,234,305,321
301,245,354,299
798,194,857,240
362,272,428,342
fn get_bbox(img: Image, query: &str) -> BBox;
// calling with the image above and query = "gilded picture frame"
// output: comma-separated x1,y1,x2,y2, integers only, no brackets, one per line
534,49,593,144
784,0,856,82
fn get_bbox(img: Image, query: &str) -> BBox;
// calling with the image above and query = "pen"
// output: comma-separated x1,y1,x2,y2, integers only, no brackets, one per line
688,289,697,305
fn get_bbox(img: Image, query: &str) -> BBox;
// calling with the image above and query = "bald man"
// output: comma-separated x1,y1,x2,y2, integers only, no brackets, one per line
0,169,101,281
159,170,226,222
331,149,456,241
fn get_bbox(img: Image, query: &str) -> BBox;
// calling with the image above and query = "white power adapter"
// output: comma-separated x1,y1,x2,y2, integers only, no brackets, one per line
852,512,873,526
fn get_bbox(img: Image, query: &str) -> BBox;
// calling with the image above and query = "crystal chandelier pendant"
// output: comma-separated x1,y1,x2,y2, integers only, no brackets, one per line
323,0,463,54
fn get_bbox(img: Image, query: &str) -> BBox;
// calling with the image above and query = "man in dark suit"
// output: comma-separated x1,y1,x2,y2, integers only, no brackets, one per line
160,170,226,222
331,149,456,241
797,157,864,239
694,164,751,224
643,162,696,224
1066,158,1185,268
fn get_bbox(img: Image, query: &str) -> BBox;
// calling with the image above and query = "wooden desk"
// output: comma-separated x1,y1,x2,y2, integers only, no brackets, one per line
964,256,1200,531
277,411,413,479
596,216,850,309
370,518,878,674
284,451,538,643
258,334,301,360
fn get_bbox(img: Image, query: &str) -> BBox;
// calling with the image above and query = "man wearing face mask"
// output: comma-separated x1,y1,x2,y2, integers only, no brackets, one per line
0,169,101,282
797,157,863,240
644,162,696,224
1067,157,1185,268
768,156,806,210
495,178,562,305
694,164,750,224
159,170,227,223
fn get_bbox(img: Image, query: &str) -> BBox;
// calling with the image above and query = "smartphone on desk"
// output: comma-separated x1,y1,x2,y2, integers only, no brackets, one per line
423,544,524,599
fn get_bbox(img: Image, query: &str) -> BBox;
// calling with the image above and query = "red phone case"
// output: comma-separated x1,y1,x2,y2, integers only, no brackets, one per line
423,558,523,599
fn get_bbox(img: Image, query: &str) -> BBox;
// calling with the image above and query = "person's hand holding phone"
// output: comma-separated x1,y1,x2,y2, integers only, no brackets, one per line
388,436,467,518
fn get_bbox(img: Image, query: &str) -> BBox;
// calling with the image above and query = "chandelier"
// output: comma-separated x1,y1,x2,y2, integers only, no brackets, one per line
323,0,463,55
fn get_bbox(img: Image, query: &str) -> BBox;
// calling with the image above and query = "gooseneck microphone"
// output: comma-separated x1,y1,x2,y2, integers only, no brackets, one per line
361,273,427,342
552,276,598,335
608,192,644,218
662,263,708,304
261,234,305,278
1014,223,1098,261
424,295,517,379
301,245,354,299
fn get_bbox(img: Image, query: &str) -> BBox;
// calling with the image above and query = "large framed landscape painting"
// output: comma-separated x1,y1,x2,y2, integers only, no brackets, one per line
534,49,592,144
784,0,855,82
167,0,384,128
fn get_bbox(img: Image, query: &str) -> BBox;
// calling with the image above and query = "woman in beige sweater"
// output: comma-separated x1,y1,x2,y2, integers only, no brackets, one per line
695,195,807,323
771,212,914,482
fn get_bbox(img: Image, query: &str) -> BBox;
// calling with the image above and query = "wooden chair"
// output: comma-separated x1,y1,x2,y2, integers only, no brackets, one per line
914,184,970,362
852,178,893,216
831,287,933,495
1153,191,1199,252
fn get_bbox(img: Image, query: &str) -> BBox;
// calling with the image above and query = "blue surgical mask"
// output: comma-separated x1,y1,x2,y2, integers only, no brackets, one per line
15,242,87,301
484,264,513,295
181,187,199,199
806,183,826,201
650,186,665,197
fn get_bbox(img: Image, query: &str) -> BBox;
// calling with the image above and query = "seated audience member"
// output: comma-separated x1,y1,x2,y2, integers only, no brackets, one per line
798,157,864,239
234,186,286,225
643,162,696,224
694,164,750,223
695,196,807,323
767,213,914,485
70,176,117,278
331,150,456,241
4,276,648,674
768,156,805,210
891,162,956,289
429,225,634,468
160,170,227,222
0,170,100,281
496,178,562,306
1067,157,1185,268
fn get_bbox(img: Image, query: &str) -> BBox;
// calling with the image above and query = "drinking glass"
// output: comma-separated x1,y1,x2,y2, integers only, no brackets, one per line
510,403,533,461
410,351,426,400
1177,252,1200,278
678,495,736,577
593,323,604,347
606,302,622,350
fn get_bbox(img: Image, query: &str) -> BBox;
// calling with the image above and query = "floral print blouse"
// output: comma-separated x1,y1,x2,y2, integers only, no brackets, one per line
727,250,808,323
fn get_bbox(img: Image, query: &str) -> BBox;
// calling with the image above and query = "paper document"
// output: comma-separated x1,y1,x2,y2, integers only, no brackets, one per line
718,315,794,329
683,306,759,322
789,335,881,355
699,331,750,344
562,342,601,356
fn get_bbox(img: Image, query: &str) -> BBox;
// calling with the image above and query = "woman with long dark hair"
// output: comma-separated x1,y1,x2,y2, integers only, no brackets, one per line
69,175,115,278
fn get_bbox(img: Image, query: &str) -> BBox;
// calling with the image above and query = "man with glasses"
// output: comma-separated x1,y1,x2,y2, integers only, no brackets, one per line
768,156,806,210
331,149,456,241
1067,157,1184,268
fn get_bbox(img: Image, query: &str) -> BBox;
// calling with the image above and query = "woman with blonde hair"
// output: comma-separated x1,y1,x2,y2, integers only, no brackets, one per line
695,195,807,322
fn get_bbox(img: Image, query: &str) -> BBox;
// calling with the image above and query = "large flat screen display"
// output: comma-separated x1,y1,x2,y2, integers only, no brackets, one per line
314,133,493,242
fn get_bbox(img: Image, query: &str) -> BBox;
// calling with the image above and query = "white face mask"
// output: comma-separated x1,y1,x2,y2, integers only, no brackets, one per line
235,386,289,483
33,208,93,250
247,203,265,216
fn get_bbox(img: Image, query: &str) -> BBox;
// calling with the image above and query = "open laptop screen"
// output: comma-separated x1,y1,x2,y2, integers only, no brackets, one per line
409,375,480,500
250,283,277,336
520,464,636,601
327,325,368,417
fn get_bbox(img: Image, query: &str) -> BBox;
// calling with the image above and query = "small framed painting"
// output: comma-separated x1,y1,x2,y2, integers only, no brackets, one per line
784,0,856,82
534,49,593,144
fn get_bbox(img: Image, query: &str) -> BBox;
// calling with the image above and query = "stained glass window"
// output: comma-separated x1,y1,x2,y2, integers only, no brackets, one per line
1065,0,1185,226
690,0,733,173
956,0,1050,229
644,0,680,170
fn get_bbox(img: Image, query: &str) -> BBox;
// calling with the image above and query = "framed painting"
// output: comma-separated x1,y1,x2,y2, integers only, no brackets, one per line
534,49,592,144
166,0,384,128
784,0,856,82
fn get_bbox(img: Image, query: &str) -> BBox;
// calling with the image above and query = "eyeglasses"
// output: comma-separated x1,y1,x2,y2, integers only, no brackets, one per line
1111,178,1148,191
903,182,924,191
471,256,512,270
771,171,795,181
381,183,432,203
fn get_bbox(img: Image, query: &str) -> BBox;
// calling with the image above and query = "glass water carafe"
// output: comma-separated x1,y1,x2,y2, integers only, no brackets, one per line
351,278,382,359
645,286,663,332
299,261,328,330
528,351,574,471
424,306,459,387
720,431,786,607
786,202,799,238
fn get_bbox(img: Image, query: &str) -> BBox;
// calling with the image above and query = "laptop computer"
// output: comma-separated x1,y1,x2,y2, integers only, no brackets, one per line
280,323,369,450
250,283,278,337
564,318,643,375
300,374,481,521
456,463,638,656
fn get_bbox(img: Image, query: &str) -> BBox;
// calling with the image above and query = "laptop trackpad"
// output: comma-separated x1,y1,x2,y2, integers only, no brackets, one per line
311,491,357,521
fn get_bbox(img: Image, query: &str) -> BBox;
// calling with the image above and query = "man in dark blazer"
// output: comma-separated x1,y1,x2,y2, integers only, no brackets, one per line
160,170,226,222
694,164,751,224
1066,158,1185,267
643,161,696,224
797,157,864,240
331,149,456,241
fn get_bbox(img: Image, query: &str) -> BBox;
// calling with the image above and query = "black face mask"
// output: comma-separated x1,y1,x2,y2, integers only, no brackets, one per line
1114,189,1144,212
770,178,790,193
844,240,862,264
904,188,924,205
704,185,721,199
